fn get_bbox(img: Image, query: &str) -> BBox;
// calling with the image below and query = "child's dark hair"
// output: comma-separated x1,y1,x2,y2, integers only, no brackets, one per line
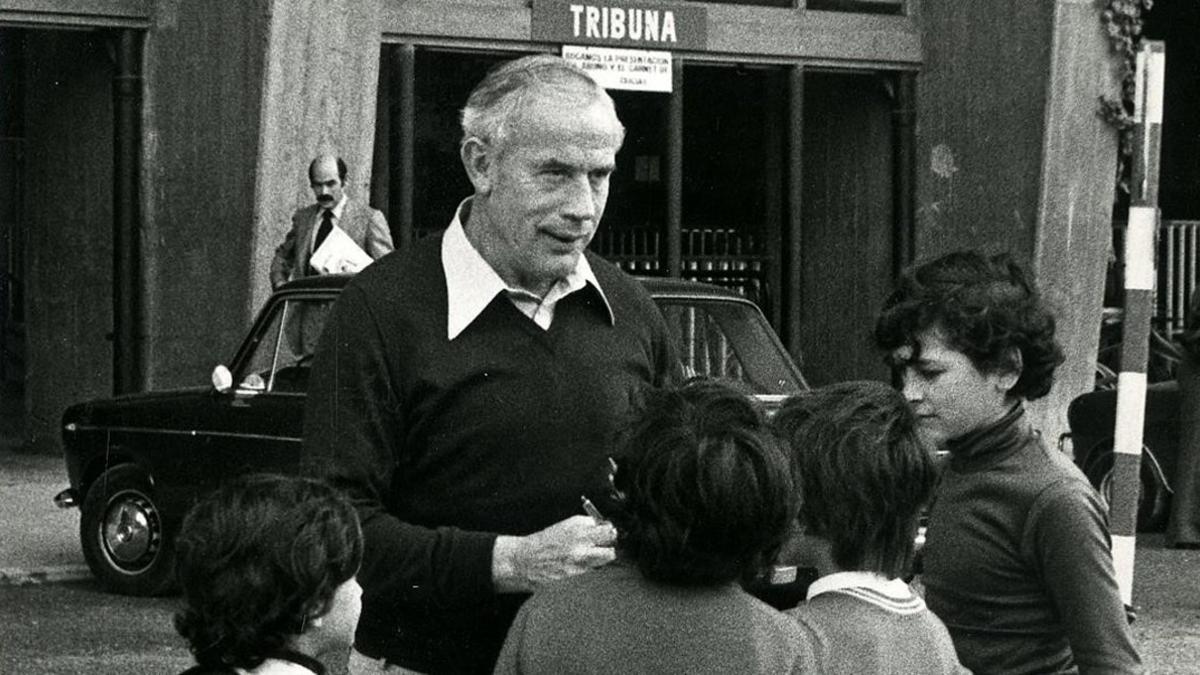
174,473,363,670
610,379,797,587
773,380,935,579
874,250,1064,400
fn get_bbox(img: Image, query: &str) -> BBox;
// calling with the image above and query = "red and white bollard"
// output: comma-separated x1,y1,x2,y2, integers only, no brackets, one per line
1110,40,1165,607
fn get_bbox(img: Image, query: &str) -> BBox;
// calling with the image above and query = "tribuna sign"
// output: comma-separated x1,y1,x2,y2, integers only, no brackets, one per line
569,5,678,43
532,0,707,51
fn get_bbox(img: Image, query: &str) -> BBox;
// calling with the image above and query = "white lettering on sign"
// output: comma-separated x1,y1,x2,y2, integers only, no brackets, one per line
569,4,677,43
562,45,672,93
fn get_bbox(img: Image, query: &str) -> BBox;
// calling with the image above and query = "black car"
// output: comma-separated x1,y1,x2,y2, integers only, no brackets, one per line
55,274,808,596
1066,380,1179,532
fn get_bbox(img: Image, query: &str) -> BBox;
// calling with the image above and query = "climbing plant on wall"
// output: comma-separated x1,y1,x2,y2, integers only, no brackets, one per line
1099,0,1154,194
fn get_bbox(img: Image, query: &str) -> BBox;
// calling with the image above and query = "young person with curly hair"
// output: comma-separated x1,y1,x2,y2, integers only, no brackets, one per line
174,474,364,675
874,251,1141,674
493,380,818,674
773,380,967,674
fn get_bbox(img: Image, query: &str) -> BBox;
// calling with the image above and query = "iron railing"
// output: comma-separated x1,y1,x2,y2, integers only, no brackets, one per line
1112,219,1200,335
1160,220,1200,333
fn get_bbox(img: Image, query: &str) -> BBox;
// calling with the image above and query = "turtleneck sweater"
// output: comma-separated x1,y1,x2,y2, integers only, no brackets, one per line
922,405,1142,674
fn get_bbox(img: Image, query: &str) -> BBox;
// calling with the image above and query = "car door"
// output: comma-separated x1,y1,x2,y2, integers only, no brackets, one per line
194,294,335,483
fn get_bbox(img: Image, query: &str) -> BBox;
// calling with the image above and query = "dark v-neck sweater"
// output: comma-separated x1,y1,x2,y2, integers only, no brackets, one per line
302,232,675,673
922,406,1142,674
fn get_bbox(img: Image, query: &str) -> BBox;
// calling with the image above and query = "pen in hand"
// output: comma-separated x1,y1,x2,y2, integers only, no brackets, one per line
581,495,606,523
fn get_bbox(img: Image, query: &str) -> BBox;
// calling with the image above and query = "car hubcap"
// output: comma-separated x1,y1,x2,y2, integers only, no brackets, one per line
100,491,161,573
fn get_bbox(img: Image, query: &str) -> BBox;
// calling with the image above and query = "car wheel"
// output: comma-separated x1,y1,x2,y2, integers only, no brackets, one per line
80,465,176,596
1082,442,1171,532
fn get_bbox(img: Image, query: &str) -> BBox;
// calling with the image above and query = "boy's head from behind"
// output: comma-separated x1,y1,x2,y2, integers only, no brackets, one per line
773,380,936,579
611,379,797,587
174,473,363,670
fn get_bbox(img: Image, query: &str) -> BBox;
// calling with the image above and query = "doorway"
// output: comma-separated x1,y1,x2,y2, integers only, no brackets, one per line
373,46,904,386
0,27,115,452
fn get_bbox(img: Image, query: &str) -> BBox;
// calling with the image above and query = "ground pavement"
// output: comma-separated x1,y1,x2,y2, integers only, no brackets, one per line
1,444,1197,671
0,449,90,585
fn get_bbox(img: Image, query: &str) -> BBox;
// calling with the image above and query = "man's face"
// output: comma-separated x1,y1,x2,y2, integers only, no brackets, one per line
310,160,346,209
465,93,623,294
891,327,1017,449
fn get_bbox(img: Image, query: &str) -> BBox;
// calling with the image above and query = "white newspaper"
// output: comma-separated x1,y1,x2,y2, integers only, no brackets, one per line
309,225,373,274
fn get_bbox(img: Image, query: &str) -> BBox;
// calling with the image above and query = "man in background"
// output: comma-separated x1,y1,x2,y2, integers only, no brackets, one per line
270,154,393,289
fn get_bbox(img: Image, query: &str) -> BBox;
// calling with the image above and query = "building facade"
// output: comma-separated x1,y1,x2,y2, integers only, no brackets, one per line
0,0,1118,452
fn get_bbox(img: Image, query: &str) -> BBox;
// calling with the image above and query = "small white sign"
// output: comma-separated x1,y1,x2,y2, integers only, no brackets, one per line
562,45,672,93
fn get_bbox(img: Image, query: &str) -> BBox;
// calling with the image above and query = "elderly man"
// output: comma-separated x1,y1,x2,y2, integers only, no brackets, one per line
270,154,394,289
302,55,677,673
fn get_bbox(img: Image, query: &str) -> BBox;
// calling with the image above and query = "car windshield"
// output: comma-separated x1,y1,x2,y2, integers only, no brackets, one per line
654,298,806,396
229,290,804,399
235,297,336,394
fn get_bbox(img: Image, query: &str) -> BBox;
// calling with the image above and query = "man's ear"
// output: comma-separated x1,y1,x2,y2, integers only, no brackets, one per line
460,137,493,195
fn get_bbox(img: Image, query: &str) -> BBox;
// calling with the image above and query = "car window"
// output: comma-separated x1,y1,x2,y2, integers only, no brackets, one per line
236,298,335,394
655,299,805,396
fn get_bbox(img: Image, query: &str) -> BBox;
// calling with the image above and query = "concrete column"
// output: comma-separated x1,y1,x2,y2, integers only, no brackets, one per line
250,0,383,312
1028,0,1122,447
143,0,382,387
917,0,1120,445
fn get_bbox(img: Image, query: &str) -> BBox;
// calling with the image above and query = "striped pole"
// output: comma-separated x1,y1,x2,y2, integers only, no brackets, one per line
1111,40,1165,607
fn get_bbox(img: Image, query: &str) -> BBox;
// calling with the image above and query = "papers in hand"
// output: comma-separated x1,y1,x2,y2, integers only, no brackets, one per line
310,225,373,275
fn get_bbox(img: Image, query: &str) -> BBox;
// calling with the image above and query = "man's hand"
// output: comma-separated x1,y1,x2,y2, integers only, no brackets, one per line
492,515,617,593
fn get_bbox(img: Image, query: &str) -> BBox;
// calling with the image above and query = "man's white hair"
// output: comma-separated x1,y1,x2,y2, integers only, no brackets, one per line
460,54,624,150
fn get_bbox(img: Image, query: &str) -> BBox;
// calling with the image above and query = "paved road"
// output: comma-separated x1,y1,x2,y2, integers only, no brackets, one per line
1,535,1198,674
0,579,191,674
1126,534,1200,674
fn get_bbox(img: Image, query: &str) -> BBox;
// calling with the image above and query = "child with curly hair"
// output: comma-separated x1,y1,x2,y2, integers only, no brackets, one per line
774,379,966,674
174,473,363,675
494,379,817,674
874,250,1141,673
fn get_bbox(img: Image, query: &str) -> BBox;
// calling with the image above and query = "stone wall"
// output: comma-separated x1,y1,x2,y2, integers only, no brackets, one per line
916,0,1121,444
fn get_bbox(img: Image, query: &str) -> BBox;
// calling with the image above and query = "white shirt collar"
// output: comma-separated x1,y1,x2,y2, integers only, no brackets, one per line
442,199,613,340
806,570,915,602
237,656,320,674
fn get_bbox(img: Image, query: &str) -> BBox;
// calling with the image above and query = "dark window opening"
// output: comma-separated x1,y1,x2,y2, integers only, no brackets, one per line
807,0,905,15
